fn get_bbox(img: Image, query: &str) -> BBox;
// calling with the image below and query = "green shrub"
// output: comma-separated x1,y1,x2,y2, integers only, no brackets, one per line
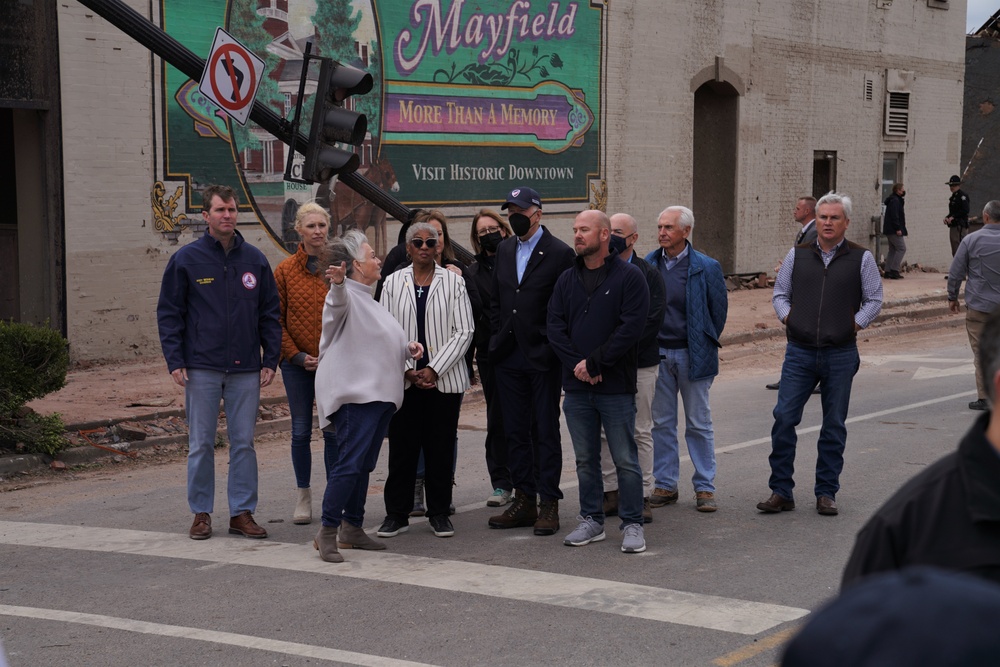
0,320,70,455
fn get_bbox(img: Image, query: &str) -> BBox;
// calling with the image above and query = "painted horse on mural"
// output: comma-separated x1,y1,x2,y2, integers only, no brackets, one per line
322,154,399,257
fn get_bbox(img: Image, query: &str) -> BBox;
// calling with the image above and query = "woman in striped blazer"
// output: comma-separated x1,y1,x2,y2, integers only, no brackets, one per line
377,222,475,539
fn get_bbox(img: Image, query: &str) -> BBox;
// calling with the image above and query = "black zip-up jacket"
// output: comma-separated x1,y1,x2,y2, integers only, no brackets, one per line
842,413,1000,589
547,253,649,394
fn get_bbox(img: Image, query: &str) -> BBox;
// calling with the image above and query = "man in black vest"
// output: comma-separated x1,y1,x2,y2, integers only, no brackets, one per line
944,175,970,257
757,192,883,516
487,187,575,536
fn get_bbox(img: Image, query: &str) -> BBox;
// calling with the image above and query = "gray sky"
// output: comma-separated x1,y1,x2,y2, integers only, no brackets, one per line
968,0,998,33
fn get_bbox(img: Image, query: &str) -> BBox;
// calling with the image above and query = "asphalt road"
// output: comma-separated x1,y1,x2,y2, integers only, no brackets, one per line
0,327,982,666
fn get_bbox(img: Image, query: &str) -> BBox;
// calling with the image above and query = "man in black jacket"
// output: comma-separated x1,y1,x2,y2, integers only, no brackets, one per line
882,183,907,279
547,209,649,553
487,187,575,536
841,307,1000,589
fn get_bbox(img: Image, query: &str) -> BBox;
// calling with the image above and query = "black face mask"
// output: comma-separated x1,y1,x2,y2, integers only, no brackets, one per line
508,212,532,237
479,231,504,254
608,234,628,256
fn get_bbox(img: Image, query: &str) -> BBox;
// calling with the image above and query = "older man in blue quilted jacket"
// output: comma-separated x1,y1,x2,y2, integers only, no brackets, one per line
645,206,728,513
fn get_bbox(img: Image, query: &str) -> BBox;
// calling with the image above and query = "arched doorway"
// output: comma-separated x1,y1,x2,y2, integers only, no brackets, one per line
690,60,743,273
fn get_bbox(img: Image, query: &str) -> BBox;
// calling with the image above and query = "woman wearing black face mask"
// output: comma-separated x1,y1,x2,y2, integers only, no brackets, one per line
467,209,517,507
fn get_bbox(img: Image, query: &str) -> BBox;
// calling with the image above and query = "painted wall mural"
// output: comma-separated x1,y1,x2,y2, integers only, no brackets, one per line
152,0,606,255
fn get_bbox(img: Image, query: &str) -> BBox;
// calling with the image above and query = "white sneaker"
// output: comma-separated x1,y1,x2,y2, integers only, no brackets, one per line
486,488,512,507
621,523,646,553
563,516,606,546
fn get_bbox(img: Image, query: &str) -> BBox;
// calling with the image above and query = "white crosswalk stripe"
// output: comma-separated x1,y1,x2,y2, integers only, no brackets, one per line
0,521,806,636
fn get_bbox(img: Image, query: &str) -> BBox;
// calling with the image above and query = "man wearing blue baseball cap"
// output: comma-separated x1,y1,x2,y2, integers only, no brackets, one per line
487,186,575,536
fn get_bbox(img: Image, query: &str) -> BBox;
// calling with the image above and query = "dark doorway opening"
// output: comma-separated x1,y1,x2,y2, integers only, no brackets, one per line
692,81,739,273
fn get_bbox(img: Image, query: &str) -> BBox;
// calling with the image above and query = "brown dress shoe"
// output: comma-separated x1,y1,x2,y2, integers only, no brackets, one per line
533,499,560,536
642,497,653,524
603,490,619,517
649,487,679,508
229,510,268,538
189,512,211,540
816,496,839,516
488,490,537,529
756,493,795,513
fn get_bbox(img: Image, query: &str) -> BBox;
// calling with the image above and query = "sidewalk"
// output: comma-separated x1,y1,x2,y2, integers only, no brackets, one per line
4,269,956,473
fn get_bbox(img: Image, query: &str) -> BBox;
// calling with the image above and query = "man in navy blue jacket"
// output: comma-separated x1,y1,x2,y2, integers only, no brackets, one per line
548,210,650,553
157,184,281,540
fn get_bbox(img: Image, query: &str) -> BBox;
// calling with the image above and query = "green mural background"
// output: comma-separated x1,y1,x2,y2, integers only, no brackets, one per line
156,0,605,248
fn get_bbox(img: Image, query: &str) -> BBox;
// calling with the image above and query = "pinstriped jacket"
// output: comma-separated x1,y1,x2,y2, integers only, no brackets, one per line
380,264,475,394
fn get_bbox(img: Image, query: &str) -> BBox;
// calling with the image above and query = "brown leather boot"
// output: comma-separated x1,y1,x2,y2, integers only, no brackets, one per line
534,499,559,536
488,490,537,528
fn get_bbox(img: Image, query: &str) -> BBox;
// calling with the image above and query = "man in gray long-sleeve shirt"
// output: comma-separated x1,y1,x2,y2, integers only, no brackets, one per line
948,200,1000,411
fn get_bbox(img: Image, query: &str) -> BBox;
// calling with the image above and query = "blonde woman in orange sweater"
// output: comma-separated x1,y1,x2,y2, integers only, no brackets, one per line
274,203,338,524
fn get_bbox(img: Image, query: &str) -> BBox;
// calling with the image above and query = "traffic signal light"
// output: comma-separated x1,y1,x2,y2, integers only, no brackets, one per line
302,58,373,183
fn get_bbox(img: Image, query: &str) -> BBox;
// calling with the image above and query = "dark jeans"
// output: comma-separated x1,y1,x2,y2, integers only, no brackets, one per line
494,347,564,501
384,387,463,520
768,342,860,500
321,401,395,528
281,361,338,488
479,356,511,491
563,391,643,526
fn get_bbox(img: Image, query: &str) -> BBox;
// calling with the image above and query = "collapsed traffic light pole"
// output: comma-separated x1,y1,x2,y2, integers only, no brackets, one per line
75,0,413,224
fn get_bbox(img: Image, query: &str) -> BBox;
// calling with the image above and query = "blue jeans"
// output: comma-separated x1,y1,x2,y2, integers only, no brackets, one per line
651,348,717,493
563,391,644,526
280,361,338,488
185,369,260,515
769,342,860,500
321,402,395,528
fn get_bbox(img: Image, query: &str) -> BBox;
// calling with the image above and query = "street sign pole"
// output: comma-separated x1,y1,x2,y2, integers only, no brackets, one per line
74,0,414,224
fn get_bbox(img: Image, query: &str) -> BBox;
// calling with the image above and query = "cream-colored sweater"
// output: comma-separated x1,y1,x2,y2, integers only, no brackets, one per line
315,278,410,430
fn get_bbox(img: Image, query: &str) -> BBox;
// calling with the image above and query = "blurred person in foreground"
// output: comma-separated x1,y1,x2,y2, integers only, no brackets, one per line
841,305,1000,588
784,567,1000,667
312,230,423,563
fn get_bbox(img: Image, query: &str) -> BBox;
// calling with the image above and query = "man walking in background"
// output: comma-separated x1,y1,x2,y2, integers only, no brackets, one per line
948,200,1000,411
882,183,907,280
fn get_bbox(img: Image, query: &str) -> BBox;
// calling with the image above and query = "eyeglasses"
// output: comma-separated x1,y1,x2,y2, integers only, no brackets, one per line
477,226,502,237
410,238,438,249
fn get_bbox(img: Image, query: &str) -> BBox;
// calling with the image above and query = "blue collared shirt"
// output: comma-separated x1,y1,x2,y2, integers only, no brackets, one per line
516,226,543,283
773,239,883,329
660,244,690,271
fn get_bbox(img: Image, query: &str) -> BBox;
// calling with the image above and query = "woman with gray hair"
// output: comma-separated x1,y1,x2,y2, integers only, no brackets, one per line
312,229,424,563
377,222,475,539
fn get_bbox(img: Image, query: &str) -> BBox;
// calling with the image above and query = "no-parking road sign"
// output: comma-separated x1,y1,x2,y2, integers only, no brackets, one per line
198,27,266,126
